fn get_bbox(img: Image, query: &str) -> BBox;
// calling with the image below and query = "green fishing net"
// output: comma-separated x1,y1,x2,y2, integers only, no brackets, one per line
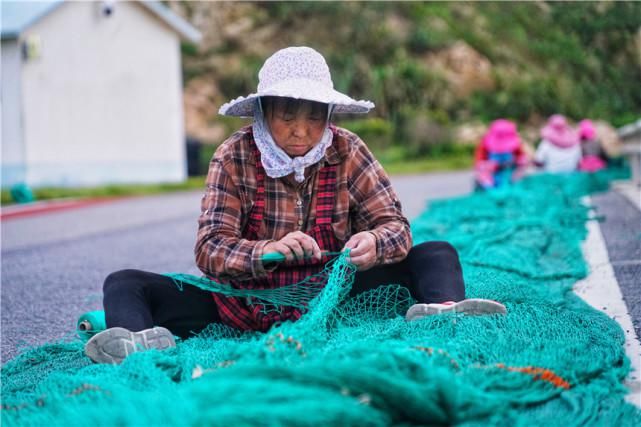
164,254,348,315
2,170,640,426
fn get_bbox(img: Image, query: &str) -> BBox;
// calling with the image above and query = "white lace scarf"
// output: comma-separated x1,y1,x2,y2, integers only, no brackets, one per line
252,100,334,182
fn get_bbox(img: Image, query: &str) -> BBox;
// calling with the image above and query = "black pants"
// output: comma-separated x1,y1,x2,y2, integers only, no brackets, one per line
103,241,465,338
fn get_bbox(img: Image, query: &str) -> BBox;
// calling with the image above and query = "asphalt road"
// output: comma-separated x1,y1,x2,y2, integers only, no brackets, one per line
592,191,641,339
0,171,474,362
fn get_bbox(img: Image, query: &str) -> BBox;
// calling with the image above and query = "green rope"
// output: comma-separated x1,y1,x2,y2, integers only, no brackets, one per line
261,251,345,263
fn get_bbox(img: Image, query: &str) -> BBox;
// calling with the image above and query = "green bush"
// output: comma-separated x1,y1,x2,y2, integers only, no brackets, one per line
408,27,449,54
337,118,393,150
394,107,453,157
470,76,559,123
180,42,199,57
217,56,263,100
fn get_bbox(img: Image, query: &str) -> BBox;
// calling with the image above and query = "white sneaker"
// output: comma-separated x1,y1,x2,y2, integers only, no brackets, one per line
405,298,507,321
84,326,176,364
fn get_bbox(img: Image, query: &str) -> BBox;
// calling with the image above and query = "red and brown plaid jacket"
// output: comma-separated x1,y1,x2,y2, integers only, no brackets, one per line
195,125,412,330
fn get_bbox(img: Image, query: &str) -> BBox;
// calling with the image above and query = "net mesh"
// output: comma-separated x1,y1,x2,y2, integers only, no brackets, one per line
3,170,640,426
163,253,350,314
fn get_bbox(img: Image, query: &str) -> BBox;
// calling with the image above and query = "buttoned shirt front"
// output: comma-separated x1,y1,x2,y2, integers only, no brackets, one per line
195,125,412,283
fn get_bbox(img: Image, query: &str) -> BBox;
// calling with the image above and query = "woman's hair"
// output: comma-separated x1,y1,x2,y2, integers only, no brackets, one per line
260,96,329,120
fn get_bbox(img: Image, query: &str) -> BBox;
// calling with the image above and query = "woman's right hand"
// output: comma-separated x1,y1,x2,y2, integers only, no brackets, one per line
263,231,322,262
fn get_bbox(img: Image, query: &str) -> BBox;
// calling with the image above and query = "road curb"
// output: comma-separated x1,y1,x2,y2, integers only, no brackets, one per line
0,197,125,221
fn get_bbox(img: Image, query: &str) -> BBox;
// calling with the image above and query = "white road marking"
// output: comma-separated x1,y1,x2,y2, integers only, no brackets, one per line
574,197,641,407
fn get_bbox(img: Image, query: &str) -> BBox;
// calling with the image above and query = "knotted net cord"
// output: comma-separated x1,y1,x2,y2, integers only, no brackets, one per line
163,252,350,313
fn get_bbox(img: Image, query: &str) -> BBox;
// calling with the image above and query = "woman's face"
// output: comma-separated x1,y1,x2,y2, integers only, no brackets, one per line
263,97,328,157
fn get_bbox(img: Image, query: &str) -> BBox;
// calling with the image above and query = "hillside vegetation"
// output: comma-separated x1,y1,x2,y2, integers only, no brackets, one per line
172,1,641,160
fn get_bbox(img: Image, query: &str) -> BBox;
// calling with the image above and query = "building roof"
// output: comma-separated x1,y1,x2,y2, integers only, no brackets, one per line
140,1,201,44
0,0,62,39
1,0,201,43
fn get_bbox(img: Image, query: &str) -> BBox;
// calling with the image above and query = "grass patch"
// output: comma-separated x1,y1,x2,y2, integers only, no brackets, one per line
373,145,474,175
1,177,207,206
381,154,473,175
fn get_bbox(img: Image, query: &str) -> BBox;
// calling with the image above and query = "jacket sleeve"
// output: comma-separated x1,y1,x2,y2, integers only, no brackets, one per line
474,140,489,164
533,140,548,167
194,156,274,282
347,140,412,265
514,144,529,166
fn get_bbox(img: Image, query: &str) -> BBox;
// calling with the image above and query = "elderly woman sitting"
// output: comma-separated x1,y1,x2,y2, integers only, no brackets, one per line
85,47,505,364
474,119,529,190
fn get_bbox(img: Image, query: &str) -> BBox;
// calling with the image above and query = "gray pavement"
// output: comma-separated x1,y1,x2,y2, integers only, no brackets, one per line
1,192,204,362
592,190,641,339
389,171,474,220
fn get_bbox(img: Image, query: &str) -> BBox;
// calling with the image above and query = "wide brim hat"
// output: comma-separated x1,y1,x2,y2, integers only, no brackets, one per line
578,119,596,141
219,46,374,117
541,114,579,148
483,119,521,153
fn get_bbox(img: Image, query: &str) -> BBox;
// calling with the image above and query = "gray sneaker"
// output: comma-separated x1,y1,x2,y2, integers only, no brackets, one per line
406,298,507,321
84,326,176,364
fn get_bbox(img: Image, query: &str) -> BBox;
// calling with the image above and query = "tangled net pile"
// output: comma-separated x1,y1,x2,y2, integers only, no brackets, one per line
3,171,640,426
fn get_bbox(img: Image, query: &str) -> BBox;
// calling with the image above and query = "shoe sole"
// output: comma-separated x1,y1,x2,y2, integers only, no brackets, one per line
406,298,507,321
85,326,175,364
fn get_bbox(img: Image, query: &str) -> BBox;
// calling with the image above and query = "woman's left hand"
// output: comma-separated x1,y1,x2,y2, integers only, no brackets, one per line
344,231,377,271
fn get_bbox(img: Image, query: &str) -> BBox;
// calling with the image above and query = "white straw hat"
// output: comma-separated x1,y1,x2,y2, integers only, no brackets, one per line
218,46,374,117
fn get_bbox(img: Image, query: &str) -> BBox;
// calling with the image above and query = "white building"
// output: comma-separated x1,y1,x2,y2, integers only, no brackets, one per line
1,1,201,188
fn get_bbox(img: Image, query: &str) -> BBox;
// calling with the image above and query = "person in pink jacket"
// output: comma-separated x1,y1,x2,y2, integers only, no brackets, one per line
474,119,528,190
577,119,606,172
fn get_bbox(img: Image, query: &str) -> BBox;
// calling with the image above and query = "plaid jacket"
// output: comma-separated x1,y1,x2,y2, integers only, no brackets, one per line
195,125,412,328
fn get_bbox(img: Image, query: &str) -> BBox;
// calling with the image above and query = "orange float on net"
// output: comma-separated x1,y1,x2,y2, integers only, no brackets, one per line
496,363,571,389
